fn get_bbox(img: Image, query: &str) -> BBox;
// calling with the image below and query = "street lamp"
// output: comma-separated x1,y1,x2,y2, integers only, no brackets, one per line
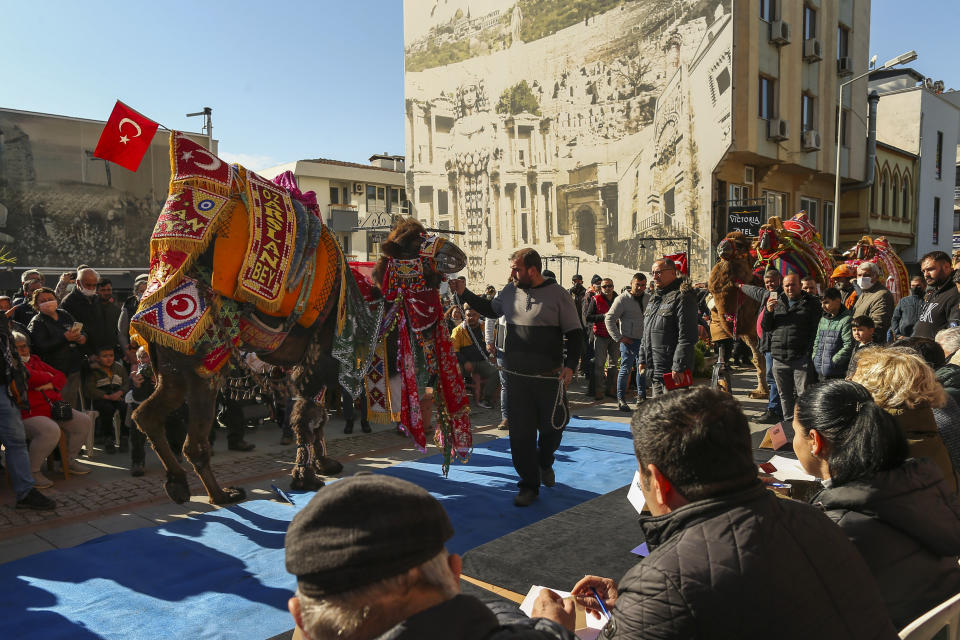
186,107,214,151
832,50,917,248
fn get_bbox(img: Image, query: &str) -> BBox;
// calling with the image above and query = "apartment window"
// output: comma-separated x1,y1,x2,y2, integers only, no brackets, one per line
834,107,849,146
954,210,960,233
519,185,527,209
518,149,525,166
823,202,835,245
837,25,850,59
763,189,788,219
933,197,941,244
802,94,816,133
870,180,877,214
366,184,385,212
799,197,819,226
759,0,776,21
936,131,944,179
329,186,339,205
759,76,776,119
803,5,817,40
729,184,750,203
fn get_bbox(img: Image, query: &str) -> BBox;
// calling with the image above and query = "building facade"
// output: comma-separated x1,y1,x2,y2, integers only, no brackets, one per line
258,156,408,261
403,0,876,283
865,70,960,263
0,107,212,271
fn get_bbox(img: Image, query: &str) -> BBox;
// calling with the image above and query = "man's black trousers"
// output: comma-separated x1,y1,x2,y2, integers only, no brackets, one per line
506,373,567,493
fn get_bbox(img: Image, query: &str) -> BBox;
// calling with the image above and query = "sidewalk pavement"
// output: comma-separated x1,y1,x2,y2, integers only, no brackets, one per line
0,364,771,565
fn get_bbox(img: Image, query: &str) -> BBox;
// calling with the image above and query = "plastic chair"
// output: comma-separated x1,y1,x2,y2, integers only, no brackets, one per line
899,592,960,640
46,430,70,480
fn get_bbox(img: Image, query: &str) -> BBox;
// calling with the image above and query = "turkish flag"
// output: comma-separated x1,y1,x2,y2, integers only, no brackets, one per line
93,101,159,172
664,252,689,275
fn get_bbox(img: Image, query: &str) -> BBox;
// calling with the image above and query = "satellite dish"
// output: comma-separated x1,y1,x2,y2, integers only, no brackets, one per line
869,54,878,68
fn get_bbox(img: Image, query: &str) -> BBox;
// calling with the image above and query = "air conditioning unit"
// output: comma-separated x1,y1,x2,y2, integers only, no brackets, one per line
769,20,791,46
803,38,823,62
352,182,364,194
767,118,789,142
802,130,822,151
744,166,755,185
837,56,854,76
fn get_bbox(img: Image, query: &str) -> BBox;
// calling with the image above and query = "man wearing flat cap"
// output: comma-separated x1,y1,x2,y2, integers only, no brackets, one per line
285,474,577,640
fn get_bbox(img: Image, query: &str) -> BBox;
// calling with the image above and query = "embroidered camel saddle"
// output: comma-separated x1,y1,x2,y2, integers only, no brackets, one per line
131,132,344,375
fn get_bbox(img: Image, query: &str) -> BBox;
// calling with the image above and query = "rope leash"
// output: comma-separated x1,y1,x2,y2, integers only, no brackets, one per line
451,292,568,430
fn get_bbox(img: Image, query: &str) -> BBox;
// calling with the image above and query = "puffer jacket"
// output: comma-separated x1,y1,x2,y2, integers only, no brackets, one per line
812,458,960,629
761,292,822,363
812,307,854,378
604,291,648,341
378,594,575,640
600,483,897,639
638,278,698,376
914,276,960,339
937,363,960,406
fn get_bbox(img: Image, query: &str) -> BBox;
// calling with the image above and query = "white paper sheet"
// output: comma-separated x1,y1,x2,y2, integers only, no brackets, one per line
519,585,609,631
627,469,646,514
767,455,817,482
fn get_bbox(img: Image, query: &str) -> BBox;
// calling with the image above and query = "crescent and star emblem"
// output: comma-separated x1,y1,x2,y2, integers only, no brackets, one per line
118,117,142,145
180,148,222,171
165,293,198,320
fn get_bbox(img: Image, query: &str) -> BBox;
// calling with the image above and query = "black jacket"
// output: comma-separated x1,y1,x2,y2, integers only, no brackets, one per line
639,278,698,375
913,277,960,339
812,458,960,629
26,309,83,375
61,289,107,354
761,292,822,362
377,594,575,640
600,483,897,639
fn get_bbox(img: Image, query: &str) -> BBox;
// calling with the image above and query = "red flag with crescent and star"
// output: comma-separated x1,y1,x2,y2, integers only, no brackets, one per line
93,101,159,172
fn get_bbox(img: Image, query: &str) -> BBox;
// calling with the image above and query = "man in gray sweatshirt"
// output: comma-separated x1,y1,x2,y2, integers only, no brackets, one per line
605,273,650,412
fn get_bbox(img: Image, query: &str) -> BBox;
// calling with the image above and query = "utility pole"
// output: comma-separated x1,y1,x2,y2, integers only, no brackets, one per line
186,107,214,151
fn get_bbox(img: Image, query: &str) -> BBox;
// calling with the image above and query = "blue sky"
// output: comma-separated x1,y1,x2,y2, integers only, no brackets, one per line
2,0,956,170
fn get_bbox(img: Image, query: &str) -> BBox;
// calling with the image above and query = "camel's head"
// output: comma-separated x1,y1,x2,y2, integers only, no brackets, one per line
717,231,751,261
376,218,466,291
756,225,780,253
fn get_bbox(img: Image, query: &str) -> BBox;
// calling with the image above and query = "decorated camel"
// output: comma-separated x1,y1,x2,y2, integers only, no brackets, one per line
129,132,467,505
708,231,766,398
753,213,834,288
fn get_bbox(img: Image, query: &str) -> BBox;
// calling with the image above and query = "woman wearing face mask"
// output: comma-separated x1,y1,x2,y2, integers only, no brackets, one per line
26,288,87,411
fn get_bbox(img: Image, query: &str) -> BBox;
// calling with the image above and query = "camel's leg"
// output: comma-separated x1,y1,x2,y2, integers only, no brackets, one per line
131,370,192,504
745,335,769,399
182,378,246,505
312,399,344,477
289,394,326,491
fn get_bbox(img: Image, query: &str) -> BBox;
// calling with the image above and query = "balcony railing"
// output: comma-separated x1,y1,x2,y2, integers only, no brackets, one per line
328,205,359,232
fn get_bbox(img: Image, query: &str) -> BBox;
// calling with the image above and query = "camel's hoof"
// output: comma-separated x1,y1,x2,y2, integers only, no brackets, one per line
290,472,325,492
164,477,191,504
748,389,768,399
314,456,344,477
210,486,247,505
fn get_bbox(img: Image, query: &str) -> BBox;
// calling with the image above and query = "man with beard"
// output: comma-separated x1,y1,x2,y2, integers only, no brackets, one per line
452,249,583,507
914,251,960,339
605,273,649,411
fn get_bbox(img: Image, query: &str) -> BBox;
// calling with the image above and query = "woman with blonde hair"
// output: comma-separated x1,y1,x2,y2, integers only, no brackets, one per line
850,347,959,492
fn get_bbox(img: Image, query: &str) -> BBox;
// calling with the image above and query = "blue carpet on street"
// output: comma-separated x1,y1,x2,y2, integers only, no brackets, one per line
0,417,636,639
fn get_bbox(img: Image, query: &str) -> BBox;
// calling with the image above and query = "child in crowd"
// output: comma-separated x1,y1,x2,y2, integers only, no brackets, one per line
846,315,876,377
812,287,853,381
84,345,129,453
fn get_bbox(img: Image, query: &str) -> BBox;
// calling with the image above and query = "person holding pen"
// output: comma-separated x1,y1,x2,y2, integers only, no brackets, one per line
532,387,898,639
